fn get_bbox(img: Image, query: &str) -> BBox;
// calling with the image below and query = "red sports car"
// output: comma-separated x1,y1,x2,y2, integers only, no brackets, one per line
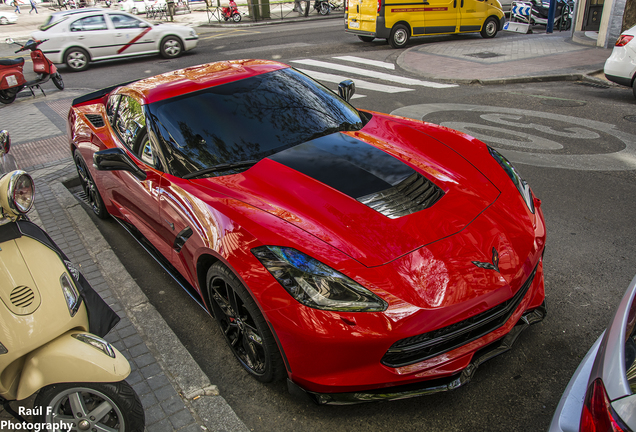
69,60,547,404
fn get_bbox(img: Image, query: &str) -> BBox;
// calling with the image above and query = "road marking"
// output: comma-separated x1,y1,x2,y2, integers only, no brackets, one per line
333,55,395,70
297,69,413,93
291,59,458,89
221,42,312,54
391,103,636,171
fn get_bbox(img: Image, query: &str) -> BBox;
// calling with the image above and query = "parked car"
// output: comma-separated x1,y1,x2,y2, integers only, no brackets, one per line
119,0,151,13
0,11,19,25
604,24,636,98
549,274,636,432
31,9,197,72
69,60,547,404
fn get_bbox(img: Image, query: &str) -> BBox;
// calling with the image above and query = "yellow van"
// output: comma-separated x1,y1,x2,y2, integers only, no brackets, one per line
345,0,505,48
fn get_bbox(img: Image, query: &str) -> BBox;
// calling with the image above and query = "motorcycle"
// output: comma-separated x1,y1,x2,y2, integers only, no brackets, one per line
313,0,330,15
221,1,241,22
0,39,64,105
0,130,145,431
511,0,573,30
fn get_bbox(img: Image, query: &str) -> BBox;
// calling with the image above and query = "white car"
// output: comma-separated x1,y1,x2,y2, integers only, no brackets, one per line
32,9,198,71
0,11,19,25
604,24,636,98
119,0,161,14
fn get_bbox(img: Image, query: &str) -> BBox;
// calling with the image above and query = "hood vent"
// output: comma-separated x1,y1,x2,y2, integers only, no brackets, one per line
85,114,105,128
10,286,34,308
357,172,444,219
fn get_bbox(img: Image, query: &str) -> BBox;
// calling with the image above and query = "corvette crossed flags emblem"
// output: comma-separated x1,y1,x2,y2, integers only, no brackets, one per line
472,247,500,273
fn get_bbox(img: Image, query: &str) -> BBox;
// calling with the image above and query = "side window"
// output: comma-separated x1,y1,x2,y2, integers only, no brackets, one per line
106,94,120,126
69,15,107,32
113,95,146,151
109,14,143,29
139,137,159,168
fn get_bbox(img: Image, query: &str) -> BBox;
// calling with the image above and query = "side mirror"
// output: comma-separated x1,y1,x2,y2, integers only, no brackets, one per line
93,148,147,181
338,79,356,102
139,22,150,28
5,38,14,45
0,130,10,157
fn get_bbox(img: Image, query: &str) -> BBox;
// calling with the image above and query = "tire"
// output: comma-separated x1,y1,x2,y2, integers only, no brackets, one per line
65,47,90,72
389,24,409,49
232,12,241,22
131,6,137,13
0,90,16,104
52,72,64,90
33,381,144,432
74,149,109,219
160,36,183,59
319,1,329,15
480,16,498,38
358,35,375,42
632,81,636,99
206,262,285,383
0,17,9,25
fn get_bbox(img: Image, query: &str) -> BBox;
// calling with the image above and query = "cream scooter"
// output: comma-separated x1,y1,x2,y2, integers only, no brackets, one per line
0,131,144,431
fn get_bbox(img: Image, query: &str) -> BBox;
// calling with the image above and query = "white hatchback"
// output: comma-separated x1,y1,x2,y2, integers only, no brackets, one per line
604,24,636,98
32,9,198,71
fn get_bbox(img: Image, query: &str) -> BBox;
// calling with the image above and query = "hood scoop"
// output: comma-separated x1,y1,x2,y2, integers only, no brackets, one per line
357,172,444,219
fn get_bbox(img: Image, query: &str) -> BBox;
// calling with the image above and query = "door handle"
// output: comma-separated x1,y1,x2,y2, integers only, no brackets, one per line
454,0,456,6
77,36,85,40
356,4,359,12
461,0,463,6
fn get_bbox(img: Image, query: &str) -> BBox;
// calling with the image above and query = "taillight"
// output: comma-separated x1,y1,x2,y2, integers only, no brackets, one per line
580,379,632,432
615,35,634,47
377,0,381,12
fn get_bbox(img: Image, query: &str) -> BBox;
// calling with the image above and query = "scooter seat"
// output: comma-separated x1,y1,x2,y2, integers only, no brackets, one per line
0,58,25,66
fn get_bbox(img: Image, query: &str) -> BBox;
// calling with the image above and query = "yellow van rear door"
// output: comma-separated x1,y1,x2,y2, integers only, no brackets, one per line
458,0,488,31
422,0,458,34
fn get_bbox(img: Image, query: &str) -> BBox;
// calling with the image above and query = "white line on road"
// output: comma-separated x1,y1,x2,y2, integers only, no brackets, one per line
333,55,395,70
291,59,458,89
296,69,413,93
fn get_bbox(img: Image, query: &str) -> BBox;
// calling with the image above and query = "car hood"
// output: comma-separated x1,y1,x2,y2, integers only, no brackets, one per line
195,114,500,267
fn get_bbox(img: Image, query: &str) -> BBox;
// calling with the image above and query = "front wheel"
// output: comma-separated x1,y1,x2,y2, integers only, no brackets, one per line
33,381,145,432
389,24,409,49
74,149,109,219
232,12,241,22
207,262,285,383
480,16,499,38
52,72,64,90
160,36,183,59
0,89,17,104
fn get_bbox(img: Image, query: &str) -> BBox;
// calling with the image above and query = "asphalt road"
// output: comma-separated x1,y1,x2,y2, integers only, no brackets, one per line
61,20,636,432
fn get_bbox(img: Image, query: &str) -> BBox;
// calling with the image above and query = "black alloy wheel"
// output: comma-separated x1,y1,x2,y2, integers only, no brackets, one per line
206,262,285,383
74,149,109,219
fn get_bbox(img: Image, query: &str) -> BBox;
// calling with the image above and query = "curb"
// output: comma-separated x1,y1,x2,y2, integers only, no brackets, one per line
39,164,250,432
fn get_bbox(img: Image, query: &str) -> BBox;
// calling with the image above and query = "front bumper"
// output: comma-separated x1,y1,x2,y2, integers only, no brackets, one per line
290,303,547,405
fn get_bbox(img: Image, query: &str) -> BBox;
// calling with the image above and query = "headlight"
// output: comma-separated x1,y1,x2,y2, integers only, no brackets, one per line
0,170,34,216
72,333,116,358
488,147,535,213
252,246,387,312
60,273,81,317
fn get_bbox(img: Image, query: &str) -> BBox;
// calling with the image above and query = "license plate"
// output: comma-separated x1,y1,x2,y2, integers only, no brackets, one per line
349,20,360,28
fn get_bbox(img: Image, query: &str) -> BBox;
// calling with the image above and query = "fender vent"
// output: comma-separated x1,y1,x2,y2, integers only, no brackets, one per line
85,114,105,128
10,286,34,308
357,172,444,219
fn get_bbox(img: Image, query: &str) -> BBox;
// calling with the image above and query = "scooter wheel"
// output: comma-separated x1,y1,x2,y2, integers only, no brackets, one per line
34,381,144,432
0,90,16,105
232,12,241,22
52,72,64,90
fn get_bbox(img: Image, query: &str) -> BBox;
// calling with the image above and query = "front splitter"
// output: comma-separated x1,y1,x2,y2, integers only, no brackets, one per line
287,303,547,405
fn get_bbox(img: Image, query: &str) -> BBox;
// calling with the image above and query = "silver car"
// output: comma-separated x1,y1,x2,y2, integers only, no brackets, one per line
31,9,198,71
549,275,636,431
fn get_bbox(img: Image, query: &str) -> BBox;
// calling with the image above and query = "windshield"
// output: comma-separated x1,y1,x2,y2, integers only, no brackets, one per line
145,68,365,178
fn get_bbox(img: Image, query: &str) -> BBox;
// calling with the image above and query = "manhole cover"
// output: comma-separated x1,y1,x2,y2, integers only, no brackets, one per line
624,115,636,123
575,81,610,89
464,52,504,59
540,99,587,107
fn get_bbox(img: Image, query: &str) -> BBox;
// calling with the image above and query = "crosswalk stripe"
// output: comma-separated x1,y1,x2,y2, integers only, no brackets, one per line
297,69,413,93
333,55,395,70
291,59,458,89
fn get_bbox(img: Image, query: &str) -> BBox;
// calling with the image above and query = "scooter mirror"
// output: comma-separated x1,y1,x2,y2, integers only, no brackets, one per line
5,38,14,44
0,130,10,157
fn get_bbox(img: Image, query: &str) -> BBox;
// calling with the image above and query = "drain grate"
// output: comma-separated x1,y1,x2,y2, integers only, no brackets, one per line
575,81,610,89
465,52,504,59
74,190,89,205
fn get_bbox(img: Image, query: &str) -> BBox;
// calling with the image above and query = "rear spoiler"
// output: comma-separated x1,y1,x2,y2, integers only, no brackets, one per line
72,80,137,107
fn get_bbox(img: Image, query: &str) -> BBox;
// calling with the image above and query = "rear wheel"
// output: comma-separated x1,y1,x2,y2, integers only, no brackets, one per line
0,90,17,104
358,35,375,42
318,1,329,14
0,17,9,25
74,149,109,219
480,16,498,38
65,47,90,72
389,24,409,49
206,262,285,383
52,72,64,90
232,12,241,22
